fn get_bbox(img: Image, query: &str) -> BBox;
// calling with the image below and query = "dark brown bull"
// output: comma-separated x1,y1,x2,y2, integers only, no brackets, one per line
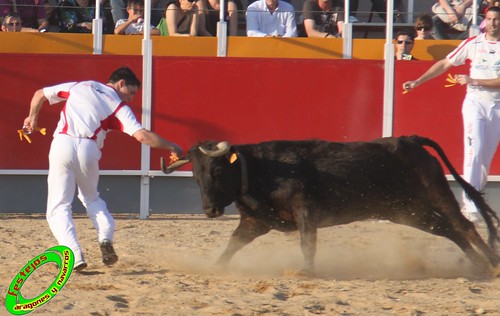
162,136,500,276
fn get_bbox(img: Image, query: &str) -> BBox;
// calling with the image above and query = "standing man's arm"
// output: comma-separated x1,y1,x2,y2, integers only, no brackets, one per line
402,58,454,91
133,129,183,156
23,89,47,133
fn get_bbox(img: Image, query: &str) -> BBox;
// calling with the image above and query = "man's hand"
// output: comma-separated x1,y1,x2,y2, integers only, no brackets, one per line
402,80,419,93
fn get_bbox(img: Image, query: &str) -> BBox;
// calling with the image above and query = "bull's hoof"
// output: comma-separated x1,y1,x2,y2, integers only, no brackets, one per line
493,265,500,278
283,268,313,277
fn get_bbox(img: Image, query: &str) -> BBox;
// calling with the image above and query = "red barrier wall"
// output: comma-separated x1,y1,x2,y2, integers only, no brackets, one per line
2,54,499,175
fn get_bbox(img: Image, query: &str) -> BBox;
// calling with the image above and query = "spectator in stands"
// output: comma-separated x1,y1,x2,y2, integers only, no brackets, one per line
414,14,434,40
56,0,95,33
197,0,238,36
302,0,344,38
395,30,417,60
156,0,198,36
110,0,167,26
431,0,475,40
246,0,297,37
1,12,22,31
114,0,160,34
0,0,49,31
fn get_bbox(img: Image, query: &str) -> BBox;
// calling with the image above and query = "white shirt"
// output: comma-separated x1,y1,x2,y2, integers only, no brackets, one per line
115,19,154,35
447,33,500,101
43,81,144,148
246,0,297,37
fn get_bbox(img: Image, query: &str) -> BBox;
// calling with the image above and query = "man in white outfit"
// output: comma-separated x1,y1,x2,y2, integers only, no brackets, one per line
403,7,500,223
23,67,182,271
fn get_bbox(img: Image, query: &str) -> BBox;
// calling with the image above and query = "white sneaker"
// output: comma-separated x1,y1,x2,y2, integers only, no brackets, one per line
463,211,483,223
74,259,88,272
349,16,359,23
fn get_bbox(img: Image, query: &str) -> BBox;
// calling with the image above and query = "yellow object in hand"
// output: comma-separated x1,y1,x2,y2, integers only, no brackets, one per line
17,127,47,144
444,73,458,88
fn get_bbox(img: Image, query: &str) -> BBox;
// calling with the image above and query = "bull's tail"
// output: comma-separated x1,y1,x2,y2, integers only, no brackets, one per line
407,135,500,251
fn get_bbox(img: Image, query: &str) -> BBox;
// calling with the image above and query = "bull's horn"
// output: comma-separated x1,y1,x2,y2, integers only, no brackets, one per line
199,141,230,157
161,157,190,174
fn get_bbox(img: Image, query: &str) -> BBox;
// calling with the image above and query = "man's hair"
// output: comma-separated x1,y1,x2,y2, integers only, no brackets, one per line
127,0,144,8
487,5,500,14
108,67,141,87
2,12,21,26
415,14,433,30
395,29,415,41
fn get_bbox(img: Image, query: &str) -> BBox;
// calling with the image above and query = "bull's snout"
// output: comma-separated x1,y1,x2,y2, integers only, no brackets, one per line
203,206,225,218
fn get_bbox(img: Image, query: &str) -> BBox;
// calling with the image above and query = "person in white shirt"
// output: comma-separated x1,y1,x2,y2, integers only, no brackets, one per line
246,0,297,37
22,67,182,271
403,6,500,223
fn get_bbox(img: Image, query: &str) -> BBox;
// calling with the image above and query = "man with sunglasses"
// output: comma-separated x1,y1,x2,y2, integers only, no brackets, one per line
403,6,500,223
1,12,22,32
395,30,417,60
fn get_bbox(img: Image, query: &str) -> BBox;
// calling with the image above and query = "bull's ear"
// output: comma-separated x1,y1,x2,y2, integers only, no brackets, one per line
229,153,238,164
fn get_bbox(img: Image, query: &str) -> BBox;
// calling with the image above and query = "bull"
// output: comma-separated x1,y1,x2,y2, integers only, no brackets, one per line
162,136,500,276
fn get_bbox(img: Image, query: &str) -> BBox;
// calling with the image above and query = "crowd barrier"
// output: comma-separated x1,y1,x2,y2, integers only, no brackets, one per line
0,33,459,60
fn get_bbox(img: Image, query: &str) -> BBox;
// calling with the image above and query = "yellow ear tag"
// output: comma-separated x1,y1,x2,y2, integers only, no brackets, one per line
230,153,238,164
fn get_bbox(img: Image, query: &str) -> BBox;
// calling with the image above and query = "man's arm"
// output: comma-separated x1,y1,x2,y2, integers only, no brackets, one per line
283,11,297,37
23,89,47,133
402,58,454,91
132,129,183,156
246,9,266,37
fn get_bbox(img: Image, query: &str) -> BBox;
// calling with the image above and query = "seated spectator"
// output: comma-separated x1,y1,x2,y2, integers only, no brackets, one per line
110,0,168,26
114,0,160,35
0,0,50,31
56,0,95,33
197,0,238,36
395,30,417,60
414,14,434,40
156,0,198,36
246,0,297,37
302,0,344,38
431,0,476,40
1,12,21,31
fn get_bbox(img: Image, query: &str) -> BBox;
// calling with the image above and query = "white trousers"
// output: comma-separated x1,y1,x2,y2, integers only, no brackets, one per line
461,94,500,212
46,134,115,262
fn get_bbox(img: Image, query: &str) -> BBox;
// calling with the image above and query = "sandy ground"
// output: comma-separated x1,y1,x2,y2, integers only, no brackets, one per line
0,213,499,316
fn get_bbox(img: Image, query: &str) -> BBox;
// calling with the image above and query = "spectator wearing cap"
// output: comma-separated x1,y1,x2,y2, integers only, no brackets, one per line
395,30,417,60
414,14,434,40
302,0,344,38
246,0,297,37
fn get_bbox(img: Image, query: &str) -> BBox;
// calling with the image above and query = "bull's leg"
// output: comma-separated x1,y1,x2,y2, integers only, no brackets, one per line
399,212,496,274
407,182,500,274
215,215,270,267
293,199,318,275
